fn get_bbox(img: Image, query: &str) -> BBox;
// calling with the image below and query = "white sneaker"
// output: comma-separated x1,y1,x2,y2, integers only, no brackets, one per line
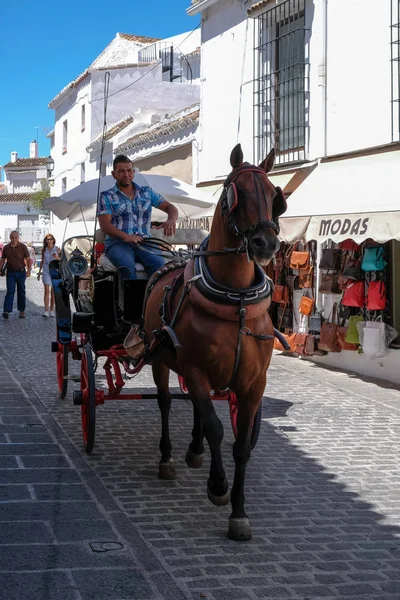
42,311,49,318
50,310,55,317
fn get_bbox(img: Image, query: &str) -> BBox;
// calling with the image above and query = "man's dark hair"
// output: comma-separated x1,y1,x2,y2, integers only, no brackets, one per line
113,155,133,170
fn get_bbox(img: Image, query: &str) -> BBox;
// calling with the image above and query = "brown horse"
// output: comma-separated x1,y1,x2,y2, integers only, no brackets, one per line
143,144,287,540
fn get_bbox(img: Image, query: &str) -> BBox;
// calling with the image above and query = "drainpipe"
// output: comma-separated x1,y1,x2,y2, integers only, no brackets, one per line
316,0,328,314
319,0,328,158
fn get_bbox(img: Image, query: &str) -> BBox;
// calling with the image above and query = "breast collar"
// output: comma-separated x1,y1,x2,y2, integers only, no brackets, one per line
193,238,273,306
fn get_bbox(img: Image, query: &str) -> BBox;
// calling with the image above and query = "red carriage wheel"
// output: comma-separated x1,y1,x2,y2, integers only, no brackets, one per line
53,342,68,399
80,344,96,453
178,375,189,394
228,392,262,450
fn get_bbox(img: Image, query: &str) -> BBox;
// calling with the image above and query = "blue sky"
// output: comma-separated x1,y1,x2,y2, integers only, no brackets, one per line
0,0,199,175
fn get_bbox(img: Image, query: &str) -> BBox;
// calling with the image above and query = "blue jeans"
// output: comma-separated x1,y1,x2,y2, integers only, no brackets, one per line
105,239,165,280
4,270,26,313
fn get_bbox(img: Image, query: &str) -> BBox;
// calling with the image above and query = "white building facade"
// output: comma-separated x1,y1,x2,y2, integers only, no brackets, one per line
48,30,201,240
188,0,400,384
0,141,50,244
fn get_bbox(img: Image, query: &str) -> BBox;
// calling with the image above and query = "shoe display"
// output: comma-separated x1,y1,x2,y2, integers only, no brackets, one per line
2,312,9,319
50,310,55,317
42,311,49,318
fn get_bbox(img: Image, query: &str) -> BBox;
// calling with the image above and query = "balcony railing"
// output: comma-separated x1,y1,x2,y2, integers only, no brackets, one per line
6,227,49,244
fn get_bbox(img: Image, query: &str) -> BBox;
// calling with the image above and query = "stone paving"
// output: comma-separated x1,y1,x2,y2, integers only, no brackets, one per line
0,276,400,599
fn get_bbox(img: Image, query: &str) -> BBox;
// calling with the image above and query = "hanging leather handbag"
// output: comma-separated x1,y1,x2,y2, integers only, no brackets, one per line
319,248,342,271
290,250,310,271
299,295,314,316
336,326,358,351
299,266,313,289
319,271,341,295
272,284,285,304
309,312,322,333
338,273,350,290
342,280,365,307
338,301,350,321
339,239,360,252
342,259,363,281
318,303,341,353
361,246,387,272
366,281,386,311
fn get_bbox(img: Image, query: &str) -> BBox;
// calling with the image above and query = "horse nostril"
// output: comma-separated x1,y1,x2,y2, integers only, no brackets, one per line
251,236,267,248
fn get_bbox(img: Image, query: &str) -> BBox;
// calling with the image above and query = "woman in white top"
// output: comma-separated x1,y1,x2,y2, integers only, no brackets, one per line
37,234,60,317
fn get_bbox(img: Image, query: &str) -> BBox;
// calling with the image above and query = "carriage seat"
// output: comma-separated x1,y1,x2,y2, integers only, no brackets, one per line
96,228,209,277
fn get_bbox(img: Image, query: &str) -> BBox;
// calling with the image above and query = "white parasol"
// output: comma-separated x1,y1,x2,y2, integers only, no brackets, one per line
43,173,218,223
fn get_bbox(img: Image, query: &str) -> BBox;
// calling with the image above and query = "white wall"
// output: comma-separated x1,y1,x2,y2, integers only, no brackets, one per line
5,165,47,194
326,0,392,155
195,0,394,184
52,78,91,196
197,0,255,183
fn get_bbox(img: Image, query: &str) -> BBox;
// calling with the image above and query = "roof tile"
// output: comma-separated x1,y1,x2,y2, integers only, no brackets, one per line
118,33,160,43
3,158,48,169
0,193,37,204
247,0,275,15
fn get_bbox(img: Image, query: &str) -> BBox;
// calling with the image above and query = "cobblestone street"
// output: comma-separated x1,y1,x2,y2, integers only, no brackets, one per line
1,276,400,600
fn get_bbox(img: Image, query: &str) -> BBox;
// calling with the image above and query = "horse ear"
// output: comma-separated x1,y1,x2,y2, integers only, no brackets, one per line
259,148,275,174
230,144,244,169
273,186,287,220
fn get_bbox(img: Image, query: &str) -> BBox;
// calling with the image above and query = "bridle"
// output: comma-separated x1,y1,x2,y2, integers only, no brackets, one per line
220,163,281,243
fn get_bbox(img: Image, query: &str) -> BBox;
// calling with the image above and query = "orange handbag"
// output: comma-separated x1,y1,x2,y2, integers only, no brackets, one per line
299,295,314,316
290,251,310,271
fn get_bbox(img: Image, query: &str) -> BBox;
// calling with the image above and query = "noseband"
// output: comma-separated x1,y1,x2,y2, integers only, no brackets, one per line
220,163,280,242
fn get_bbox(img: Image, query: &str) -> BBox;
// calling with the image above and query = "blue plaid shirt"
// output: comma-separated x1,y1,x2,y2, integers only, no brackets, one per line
98,182,165,240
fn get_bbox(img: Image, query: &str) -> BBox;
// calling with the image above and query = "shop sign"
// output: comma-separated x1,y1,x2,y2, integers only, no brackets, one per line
319,217,369,238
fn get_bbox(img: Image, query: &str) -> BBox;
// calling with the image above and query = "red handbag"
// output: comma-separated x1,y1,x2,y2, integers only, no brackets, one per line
366,281,386,311
339,239,360,252
342,281,365,308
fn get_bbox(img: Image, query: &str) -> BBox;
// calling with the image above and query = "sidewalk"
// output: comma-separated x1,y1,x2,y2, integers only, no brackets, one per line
1,276,400,600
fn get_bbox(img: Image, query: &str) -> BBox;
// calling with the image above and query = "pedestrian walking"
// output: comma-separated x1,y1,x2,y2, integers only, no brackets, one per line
0,231,31,319
37,234,59,317
27,242,37,273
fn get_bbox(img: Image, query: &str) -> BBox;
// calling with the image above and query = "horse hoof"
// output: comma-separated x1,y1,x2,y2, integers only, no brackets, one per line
207,479,230,506
158,459,176,480
185,449,204,469
228,518,252,541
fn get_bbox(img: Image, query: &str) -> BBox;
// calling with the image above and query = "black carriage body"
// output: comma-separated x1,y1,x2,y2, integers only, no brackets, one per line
51,235,148,353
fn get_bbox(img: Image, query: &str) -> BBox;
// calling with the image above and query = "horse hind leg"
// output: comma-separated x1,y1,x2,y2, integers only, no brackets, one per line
152,359,176,480
185,403,205,469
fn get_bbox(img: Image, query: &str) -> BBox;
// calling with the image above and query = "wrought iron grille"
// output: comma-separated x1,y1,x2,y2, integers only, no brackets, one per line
253,0,310,165
391,0,400,141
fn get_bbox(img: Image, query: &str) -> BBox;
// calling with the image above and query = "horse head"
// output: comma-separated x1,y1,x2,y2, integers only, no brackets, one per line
220,144,287,266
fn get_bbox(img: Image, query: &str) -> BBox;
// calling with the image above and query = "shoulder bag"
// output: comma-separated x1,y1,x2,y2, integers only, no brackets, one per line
319,247,342,271
342,281,365,307
318,303,341,353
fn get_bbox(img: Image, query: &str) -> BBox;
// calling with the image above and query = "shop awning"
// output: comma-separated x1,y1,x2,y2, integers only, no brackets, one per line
280,150,400,243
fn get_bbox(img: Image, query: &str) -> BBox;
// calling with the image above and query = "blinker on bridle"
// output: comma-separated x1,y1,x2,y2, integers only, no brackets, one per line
220,163,282,240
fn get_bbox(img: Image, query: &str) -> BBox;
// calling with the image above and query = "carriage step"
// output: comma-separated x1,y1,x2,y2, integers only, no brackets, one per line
64,376,81,382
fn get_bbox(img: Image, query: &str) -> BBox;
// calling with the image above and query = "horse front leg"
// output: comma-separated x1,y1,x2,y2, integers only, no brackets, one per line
185,403,205,469
152,358,176,480
184,368,229,505
229,380,265,541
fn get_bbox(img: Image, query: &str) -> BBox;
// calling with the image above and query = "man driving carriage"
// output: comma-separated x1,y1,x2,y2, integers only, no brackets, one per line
97,155,178,279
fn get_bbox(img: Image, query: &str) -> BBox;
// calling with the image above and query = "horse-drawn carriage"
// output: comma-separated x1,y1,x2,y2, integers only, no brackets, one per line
49,145,288,540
